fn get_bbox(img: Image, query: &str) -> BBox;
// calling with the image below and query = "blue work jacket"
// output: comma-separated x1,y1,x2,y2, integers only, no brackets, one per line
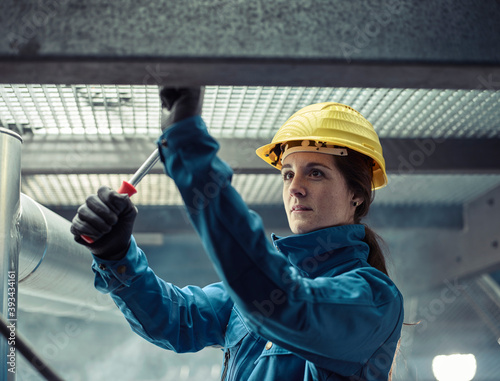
92,116,404,380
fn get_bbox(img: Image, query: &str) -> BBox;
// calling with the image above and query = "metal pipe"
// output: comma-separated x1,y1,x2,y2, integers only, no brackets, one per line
0,127,22,381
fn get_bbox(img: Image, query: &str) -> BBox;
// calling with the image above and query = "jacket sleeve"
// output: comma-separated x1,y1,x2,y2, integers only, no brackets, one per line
159,116,403,372
92,236,233,353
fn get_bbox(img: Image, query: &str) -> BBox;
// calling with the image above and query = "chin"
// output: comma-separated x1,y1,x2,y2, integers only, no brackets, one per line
291,223,344,235
291,225,315,235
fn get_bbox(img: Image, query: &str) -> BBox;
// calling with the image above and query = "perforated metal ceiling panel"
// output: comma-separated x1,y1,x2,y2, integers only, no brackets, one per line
1,85,499,138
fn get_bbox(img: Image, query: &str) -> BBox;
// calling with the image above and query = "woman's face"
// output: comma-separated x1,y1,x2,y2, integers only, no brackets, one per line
281,152,358,235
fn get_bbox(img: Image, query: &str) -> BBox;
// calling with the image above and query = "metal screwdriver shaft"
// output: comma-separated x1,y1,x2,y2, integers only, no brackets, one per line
115,148,160,197
81,148,160,244
128,148,161,188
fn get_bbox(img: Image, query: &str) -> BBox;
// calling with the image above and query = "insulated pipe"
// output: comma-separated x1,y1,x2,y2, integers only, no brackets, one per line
0,127,22,381
18,193,115,312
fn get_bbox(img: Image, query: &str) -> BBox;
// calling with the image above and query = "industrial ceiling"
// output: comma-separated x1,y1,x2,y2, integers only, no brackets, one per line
1,1,500,380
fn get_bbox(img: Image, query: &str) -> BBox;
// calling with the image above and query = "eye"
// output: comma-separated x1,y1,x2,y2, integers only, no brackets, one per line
310,169,324,178
282,171,294,181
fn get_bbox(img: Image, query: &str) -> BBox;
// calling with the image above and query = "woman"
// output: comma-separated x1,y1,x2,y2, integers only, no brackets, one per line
71,87,404,381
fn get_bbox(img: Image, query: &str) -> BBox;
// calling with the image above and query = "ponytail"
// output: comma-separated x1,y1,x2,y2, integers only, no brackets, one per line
363,224,389,276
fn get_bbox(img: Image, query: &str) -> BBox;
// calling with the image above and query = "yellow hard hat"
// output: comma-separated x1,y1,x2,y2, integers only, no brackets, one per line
255,102,388,190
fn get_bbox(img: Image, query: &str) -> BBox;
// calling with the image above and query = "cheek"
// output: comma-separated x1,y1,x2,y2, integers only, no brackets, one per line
322,187,352,215
282,185,290,211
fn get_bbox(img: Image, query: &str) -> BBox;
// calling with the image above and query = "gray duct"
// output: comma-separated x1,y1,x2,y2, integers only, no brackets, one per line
0,127,116,379
18,193,115,312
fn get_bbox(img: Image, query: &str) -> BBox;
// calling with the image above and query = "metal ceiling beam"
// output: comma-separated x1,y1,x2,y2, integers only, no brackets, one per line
2,59,499,90
20,137,500,175
381,138,500,175
1,1,499,89
385,184,500,297
462,184,500,279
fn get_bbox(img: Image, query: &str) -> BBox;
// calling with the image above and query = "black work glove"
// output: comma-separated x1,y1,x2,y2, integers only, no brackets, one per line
160,87,204,131
70,186,138,260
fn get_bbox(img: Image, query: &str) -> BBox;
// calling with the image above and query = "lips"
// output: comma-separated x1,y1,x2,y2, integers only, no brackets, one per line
291,205,312,212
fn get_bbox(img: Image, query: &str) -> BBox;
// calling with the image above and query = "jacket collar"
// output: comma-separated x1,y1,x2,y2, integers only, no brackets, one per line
271,224,369,278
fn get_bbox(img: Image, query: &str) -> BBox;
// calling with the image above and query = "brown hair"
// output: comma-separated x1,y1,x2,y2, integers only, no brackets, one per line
334,148,400,380
333,148,389,276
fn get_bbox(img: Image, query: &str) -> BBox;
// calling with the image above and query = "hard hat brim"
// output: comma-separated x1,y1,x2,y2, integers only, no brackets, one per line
256,138,388,190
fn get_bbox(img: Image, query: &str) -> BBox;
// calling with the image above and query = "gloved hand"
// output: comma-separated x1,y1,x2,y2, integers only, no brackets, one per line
160,87,204,131
70,186,138,260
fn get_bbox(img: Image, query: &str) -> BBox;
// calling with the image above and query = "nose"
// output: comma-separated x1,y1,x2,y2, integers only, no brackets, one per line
288,175,306,197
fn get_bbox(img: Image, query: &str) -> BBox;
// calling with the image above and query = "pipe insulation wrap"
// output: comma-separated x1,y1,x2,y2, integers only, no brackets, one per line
18,193,47,281
18,194,115,312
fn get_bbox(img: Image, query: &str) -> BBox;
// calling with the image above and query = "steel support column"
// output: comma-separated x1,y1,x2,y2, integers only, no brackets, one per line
0,127,22,380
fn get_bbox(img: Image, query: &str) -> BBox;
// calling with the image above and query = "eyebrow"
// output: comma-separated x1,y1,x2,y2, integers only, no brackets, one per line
281,162,333,171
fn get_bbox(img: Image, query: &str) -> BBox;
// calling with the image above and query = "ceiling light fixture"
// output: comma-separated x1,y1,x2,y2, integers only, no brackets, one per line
432,354,477,381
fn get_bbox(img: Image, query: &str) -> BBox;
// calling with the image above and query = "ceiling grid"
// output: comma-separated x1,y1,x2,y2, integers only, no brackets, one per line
1,85,499,138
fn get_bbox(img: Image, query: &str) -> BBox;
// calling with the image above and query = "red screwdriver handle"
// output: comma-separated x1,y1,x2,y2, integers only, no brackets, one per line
80,181,138,244
117,180,138,197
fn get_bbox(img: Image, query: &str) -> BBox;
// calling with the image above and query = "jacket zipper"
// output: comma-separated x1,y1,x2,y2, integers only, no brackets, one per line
221,349,230,380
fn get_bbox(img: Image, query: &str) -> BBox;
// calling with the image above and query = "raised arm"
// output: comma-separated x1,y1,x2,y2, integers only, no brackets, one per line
158,88,403,370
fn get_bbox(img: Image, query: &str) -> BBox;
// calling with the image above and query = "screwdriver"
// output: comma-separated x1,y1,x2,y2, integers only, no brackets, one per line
81,148,160,244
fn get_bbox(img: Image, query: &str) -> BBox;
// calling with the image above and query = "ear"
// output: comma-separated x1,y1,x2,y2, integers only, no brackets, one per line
351,195,363,207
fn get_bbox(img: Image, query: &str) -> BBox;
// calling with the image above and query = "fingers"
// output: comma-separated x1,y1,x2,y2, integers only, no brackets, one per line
71,200,114,239
70,213,106,242
70,187,120,241
97,186,136,218
160,87,203,110
160,87,182,110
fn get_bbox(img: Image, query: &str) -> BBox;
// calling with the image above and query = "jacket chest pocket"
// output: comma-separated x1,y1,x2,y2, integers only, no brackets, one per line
224,308,249,347
253,342,305,379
